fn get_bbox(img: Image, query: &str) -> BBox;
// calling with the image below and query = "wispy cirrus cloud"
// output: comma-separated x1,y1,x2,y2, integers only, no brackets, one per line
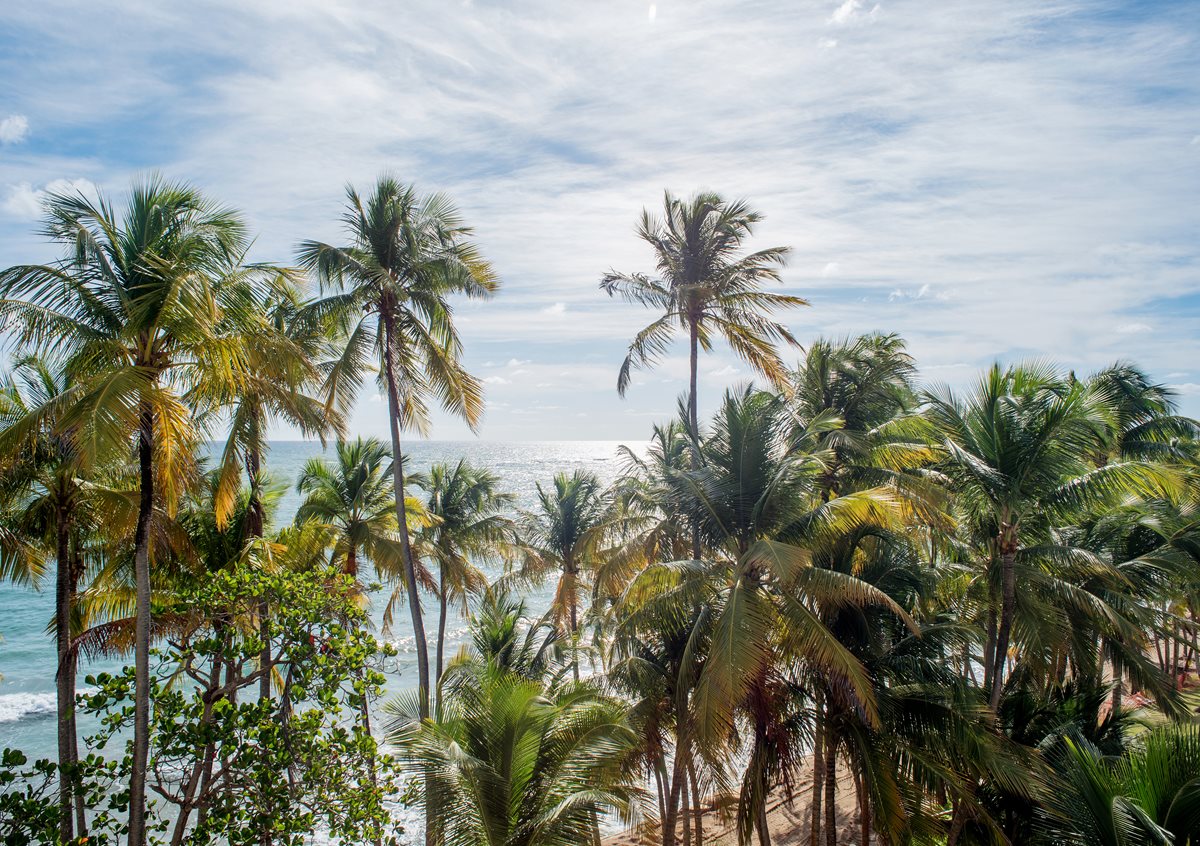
0,0,1197,440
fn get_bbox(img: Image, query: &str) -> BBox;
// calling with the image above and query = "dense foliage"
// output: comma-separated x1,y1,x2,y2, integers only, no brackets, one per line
1,179,1198,846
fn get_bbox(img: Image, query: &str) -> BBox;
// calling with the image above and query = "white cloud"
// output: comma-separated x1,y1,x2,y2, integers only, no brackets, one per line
506,358,530,367
540,302,567,316
0,115,28,144
483,375,510,385
2,178,96,219
1,1,1198,436
1169,383,1200,396
818,37,838,49
2,183,42,218
709,364,740,377
888,284,941,303
648,4,656,24
828,0,880,26
1116,322,1152,335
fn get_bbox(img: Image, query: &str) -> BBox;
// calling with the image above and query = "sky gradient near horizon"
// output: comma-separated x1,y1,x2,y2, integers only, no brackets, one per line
1,0,1198,441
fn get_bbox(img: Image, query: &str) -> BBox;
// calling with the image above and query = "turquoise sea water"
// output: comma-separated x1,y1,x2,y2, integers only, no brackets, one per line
0,439,633,767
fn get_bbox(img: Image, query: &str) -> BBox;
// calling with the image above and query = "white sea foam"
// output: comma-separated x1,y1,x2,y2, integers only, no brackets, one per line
0,691,58,723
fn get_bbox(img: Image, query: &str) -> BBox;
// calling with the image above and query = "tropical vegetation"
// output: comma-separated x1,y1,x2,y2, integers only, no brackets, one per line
0,178,1198,846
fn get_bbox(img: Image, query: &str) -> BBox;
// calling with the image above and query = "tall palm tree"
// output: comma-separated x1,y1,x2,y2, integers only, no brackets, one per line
387,611,639,846
411,459,515,701
0,355,90,840
620,386,915,846
783,333,936,844
514,470,608,681
208,274,337,709
299,176,498,722
600,190,805,436
0,177,260,846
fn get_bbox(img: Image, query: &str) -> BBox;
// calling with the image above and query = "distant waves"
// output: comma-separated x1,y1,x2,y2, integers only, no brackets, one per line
0,691,58,724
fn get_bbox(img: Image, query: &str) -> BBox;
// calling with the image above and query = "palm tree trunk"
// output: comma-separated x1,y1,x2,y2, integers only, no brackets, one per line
246,438,278,846
69,550,85,837
1111,653,1123,712
810,689,825,846
380,311,434,846
380,311,431,720
854,765,870,846
756,800,772,846
681,765,692,846
246,437,271,705
655,756,668,832
982,606,997,696
1173,618,1181,686
687,318,701,562
663,745,686,846
70,647,85,838
55,504,74,844
129,407,155,846
989,548,1017,711
688,756,703,846
687,318,699,436
568,560,580,683
436,568,447,713
823,725,837,846
946,796,971,846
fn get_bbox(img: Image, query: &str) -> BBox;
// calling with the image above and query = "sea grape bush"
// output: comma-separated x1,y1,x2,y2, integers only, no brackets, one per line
0,566,402,846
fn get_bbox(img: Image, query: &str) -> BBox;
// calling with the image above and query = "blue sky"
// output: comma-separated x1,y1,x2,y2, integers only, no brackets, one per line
1,0,1198,441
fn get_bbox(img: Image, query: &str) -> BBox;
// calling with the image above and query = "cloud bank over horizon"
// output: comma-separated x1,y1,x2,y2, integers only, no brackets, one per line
1,0,1197,441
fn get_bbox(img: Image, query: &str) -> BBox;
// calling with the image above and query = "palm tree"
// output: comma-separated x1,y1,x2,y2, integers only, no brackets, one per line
600,190,805,437
514,470,608,681
0,355,90,840
923,363,1171,713
212,275,339,540
411,459,515,702
0,177,260,846
783,333,937,844
295,437,424,585
0,379,48,590
386,610,639,846
208,275,338,709
619,386,915,846
1086,362,1198,464
787,333,923,500
299,176,498,722
467,589,564,682
1039,723,1200,845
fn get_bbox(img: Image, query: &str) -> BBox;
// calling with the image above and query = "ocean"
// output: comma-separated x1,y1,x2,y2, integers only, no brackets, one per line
0,439,635,767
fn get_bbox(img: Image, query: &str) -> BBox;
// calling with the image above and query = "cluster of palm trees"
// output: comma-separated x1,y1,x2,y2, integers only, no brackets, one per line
1,179,1199,846
490,344,1200,846
0,174,497,846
